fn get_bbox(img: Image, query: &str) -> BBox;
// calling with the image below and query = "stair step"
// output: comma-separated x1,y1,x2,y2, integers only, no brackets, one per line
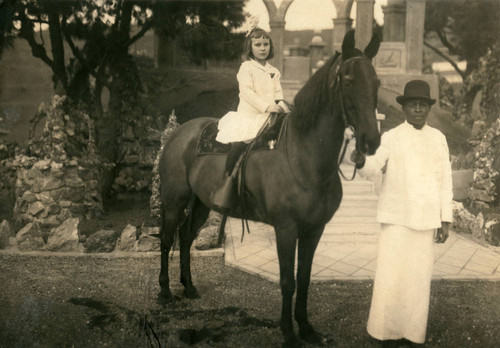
335,206,377,217
324,223,381,234
320,233,379,244
342,184,374,195
339,195,379,207
329,215,378,223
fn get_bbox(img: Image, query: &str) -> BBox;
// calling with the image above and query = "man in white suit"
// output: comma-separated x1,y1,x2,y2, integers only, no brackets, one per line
351,80,453,347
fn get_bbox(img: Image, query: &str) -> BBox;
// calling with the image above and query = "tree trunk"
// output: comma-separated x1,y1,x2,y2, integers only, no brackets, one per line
94,1,135,198
47,8,68,94
462,84,482,114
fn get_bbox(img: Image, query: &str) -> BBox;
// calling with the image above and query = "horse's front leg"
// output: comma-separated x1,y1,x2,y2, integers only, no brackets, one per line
295,225,324,344
275,225,300,347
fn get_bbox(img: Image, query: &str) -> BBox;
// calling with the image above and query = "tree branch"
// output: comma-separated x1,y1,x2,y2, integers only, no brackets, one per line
17,11,53,69
424,41,465,79
61,17,111,89
127,19,153,47
435,28,459,56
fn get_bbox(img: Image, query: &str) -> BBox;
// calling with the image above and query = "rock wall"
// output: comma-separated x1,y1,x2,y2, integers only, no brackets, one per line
9,96,110,241
111,102,165,198
12,156,103,232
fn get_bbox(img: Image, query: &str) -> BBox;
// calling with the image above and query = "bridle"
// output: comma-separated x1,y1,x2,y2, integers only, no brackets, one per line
284,54,375,188
334,55,374,181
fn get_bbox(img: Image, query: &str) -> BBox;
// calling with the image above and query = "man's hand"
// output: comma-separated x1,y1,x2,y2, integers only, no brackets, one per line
435,222,450,243
350,149,366,169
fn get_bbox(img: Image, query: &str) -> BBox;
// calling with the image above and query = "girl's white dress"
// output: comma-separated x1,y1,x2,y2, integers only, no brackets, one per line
216,59,285,144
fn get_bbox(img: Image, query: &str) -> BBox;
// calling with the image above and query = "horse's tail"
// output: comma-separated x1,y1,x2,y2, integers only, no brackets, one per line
150,112,180,223
166,192,196,258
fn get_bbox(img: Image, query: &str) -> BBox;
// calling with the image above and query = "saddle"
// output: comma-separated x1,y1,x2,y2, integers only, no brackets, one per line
196,113,288,156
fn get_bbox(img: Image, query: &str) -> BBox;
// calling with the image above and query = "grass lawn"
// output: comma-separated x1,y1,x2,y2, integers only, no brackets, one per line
0,255,498,347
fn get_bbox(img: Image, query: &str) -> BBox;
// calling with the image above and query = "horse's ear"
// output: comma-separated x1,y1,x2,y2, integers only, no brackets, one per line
364,32,381,59
342,29,355,61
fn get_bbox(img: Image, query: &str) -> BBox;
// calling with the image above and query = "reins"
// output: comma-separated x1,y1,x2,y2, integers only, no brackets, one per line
237,113,275,242
284,55,369,188
335,55,374,182
337,127,357,181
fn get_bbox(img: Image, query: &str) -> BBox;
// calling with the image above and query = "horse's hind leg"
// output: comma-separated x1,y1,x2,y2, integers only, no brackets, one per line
179,195,210,299
158,195,191,305
295,226,324,344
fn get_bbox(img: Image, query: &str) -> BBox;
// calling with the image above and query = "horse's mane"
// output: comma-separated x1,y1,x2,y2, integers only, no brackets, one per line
291,52,341,133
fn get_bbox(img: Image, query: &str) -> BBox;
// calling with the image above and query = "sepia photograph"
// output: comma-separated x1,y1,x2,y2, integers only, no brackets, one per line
0,0,499,347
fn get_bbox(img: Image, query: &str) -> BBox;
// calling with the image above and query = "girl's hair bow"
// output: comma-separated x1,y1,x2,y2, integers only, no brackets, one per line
246,15,260,37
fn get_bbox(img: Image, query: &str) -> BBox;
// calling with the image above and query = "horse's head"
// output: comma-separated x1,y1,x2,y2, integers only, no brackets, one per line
331,30,381,155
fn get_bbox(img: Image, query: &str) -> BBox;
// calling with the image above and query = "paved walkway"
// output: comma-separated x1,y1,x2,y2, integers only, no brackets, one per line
224,218,500,282
223,83,500,283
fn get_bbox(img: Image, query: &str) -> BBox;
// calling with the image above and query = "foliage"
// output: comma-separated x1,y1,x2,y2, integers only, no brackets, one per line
437,76,457,112
154,0,247,65
465,43,500,125
0,0,17,57
425,0,500,123
1,0,153,112
425,0,500,79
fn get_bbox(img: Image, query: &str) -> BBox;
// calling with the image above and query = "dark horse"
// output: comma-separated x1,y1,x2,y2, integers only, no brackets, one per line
157,30,381,346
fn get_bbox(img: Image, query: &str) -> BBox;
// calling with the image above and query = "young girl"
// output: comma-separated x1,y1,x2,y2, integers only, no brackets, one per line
213,24,289,209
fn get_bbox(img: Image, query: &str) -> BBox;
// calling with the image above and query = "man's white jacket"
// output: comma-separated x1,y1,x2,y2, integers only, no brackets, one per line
358,121,453,231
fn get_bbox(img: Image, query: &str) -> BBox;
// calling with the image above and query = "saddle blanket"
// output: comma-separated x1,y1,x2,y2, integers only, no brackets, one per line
196,113,288,156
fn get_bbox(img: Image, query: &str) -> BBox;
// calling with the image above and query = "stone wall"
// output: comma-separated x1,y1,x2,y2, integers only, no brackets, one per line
111,102,165,198
12,156,103,232
8,96,110,242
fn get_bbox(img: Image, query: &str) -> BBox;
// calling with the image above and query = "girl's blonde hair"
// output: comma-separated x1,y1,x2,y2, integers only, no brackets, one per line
242,27,275,61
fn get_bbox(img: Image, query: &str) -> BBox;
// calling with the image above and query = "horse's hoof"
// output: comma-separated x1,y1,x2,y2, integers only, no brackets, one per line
183,287,201,299
299,325,323,345
157,290,173,305
300,330,323,345
282,336,302,348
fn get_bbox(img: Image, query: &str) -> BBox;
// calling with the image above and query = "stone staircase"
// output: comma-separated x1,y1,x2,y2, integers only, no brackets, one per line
324,164,381,244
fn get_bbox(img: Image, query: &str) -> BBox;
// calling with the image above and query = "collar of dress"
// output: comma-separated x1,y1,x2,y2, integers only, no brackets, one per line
249,59,272,72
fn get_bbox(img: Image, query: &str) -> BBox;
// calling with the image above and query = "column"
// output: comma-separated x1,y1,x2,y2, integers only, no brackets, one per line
269,20,286,74
332,17,353,52
332,0,355,52
405,0,426,74
382,0,406,42
263,0,294,77
310,30,326,75
355,0,374,50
